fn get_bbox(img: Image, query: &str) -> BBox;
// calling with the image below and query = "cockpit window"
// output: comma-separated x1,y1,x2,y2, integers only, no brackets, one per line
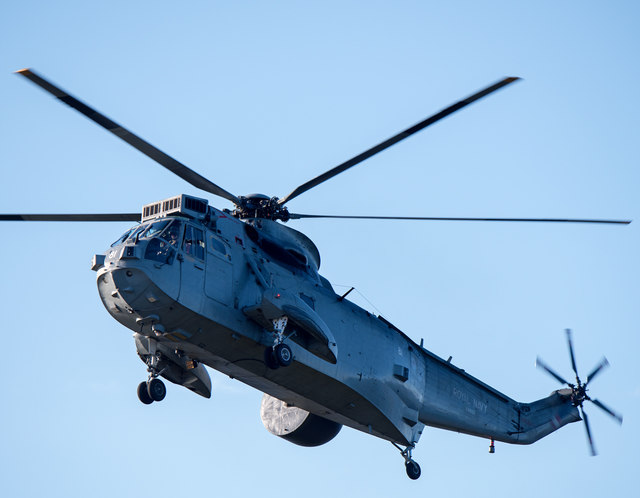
126,224,148,243
160,219,183,246
143,220,181,265
110,227,136,247
144,238,176,265
140,220,171,240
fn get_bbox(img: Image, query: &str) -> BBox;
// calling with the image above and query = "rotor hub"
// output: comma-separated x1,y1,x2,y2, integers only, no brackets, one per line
570,383,589,407
233,194,290,221
571,387,582,406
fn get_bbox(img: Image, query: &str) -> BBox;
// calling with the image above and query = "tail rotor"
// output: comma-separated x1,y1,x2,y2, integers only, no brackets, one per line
536,329,623,456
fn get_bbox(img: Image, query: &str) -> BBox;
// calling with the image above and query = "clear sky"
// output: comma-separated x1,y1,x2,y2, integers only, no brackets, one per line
1,2,638,497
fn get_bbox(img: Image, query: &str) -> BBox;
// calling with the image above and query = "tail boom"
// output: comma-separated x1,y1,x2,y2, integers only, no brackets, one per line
416,353,581,446
505,389,581,445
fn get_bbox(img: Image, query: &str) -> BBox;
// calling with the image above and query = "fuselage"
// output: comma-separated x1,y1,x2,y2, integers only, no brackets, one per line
95,195,580,447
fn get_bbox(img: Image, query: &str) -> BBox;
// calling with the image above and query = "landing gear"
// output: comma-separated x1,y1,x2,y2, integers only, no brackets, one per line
274,343,293,366
264,346,280,370
137,344,168,404
264,343,293,369
405,460,421,480
137,379,166,404
264,316,294,369
392,442,422,480
137,381,154,404
147,378,166,401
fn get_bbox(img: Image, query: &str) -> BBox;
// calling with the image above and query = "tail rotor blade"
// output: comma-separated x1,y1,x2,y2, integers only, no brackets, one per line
579,406,597,456
537,330,621,456
536,357,571,386
586,357,610,385
590,399,623,425
565,329,580,382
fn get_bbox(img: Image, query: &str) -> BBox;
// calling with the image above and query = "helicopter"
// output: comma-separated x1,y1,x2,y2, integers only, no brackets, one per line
2,69,626,480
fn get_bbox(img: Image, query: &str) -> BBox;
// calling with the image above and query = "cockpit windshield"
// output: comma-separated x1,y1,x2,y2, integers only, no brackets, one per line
140,220,171,240
110,226,137,247
126,224,148,243
143,219,183,265
109,219,184,265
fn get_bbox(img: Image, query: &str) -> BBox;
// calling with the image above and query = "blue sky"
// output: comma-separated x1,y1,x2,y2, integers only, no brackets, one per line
1,2,638,497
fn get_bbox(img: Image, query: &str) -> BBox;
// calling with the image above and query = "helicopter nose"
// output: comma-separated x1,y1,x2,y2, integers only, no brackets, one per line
97,266,154,319
98,267,134,315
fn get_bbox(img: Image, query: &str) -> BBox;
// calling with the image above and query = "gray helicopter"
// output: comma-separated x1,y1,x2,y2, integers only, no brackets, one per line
2,69,626,480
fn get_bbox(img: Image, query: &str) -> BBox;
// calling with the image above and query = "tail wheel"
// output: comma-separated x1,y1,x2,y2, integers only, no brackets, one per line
405,461,421,480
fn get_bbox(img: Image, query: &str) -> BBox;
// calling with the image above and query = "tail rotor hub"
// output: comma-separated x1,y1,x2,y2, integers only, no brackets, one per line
570,383,588,407
536,329,623,456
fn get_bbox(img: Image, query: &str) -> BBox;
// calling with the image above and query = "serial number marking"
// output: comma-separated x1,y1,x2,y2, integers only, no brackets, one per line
452,387,488,414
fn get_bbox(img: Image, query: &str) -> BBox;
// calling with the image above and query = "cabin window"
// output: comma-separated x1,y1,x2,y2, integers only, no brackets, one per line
209,235,227,255
184,225,205,260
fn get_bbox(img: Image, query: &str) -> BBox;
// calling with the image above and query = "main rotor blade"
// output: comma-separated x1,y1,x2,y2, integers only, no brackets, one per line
279,77,521,206
579,406,597,456
0,213,140,222
536,357,572,386
590,399,623,424
586,357,610,385
288,213,631,224
16,69,241,206
566,329,580,382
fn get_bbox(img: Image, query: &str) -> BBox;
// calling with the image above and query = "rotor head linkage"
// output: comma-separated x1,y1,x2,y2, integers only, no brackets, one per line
232,194,291,221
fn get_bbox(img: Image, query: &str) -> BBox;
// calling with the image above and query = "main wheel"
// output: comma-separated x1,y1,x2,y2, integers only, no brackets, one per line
405,460,421,480
137,381,154,405
264,347,280,370
274,343,293,367
147,378,166,402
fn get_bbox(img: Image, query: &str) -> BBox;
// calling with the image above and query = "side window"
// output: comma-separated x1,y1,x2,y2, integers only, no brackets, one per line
209,234,227,255
160,219,183,246
184,225,205,260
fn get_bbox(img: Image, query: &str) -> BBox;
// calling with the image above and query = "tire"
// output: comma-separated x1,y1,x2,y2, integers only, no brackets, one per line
405,461,421,480
137,381,154,405
264,347,280,370
147,378,166,402
274,343,293,367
